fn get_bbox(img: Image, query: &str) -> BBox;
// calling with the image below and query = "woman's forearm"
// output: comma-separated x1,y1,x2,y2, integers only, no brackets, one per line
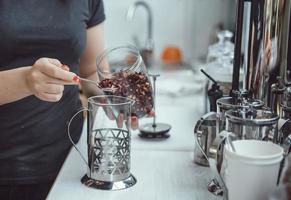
0,67,32,105
1,58,79,105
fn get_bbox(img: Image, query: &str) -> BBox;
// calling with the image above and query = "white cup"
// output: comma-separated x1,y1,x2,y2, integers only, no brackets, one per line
221,140,284,200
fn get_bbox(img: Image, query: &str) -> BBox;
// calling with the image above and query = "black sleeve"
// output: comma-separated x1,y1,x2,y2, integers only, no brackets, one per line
87,0,105,28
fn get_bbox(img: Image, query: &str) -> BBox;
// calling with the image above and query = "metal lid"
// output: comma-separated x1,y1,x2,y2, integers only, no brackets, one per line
225,108,279,126
217,97,240,110
217,97,264,111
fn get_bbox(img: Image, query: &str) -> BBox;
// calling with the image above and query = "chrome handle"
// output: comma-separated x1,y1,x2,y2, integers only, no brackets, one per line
67,108,89,168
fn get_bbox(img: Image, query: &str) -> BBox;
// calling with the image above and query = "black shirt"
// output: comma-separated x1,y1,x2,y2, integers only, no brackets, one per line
0,0,105,184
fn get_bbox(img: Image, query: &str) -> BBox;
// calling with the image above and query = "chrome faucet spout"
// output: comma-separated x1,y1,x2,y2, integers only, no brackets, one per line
127,1,153,49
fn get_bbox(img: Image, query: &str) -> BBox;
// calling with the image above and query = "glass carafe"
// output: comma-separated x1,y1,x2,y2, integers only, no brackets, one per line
68,95,137,190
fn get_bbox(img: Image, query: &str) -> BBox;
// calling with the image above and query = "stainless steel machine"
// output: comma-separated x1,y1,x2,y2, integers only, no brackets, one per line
194,0,291,198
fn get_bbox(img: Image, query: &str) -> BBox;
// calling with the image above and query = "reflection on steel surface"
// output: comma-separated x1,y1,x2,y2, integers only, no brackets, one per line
246,0,291,112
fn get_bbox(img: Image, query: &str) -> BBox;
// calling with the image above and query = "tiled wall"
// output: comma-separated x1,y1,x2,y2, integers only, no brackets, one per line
103,0,235,64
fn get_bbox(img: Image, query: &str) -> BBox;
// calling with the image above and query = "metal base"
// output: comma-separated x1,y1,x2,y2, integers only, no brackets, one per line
208,178,224,196
139,123,171,139
81,174,137,190
194,157,210,167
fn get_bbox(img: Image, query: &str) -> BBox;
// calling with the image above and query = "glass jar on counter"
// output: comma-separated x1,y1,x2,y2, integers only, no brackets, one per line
206,30,234,64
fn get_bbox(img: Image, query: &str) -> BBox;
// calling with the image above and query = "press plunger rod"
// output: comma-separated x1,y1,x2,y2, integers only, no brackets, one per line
232,0,245,92
150,74,160,128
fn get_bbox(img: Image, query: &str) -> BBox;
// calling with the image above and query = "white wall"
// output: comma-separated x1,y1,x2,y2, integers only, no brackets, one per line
191,0,236,61
103,0,235,64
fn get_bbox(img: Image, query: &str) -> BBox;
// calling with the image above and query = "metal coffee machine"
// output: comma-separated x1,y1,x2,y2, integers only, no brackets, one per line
194,0,291,198
194,91,264,166
231,0,291,147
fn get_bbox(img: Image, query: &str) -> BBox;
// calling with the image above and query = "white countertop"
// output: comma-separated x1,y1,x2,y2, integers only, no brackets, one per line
47,69,220,200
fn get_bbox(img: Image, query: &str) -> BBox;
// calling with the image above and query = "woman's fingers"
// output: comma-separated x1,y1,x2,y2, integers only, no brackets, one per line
110,113,139,130
48,58,63,68
36,83,64,95
116,113,124,128
147,110,155,118
104,107,116,120
35,92,63,102
44,75,79,85
61,64,70,71
32,81,64,102
131,116,139,130
34,58,77,83
27,58,80,102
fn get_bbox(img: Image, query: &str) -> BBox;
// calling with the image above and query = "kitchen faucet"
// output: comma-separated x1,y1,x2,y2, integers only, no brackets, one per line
127,1,154,67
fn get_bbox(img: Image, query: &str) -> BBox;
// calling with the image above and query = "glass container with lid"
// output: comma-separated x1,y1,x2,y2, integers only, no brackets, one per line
207,30,234,63
216,93,264,133
225,107,279,142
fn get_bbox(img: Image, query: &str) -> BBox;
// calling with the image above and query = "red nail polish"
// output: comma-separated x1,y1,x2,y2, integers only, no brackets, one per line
73,75,80,83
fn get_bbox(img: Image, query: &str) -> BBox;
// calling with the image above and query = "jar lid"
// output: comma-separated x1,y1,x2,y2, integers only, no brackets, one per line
225,108,279,126
217,97,241,110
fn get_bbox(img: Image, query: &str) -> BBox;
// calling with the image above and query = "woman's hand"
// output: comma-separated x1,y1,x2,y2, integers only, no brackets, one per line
114,110,155,130
26,58,78,102
130,110,155,130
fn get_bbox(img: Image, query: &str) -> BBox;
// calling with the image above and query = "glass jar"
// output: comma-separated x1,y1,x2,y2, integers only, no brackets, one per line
97,45,154,118
206,30,234,64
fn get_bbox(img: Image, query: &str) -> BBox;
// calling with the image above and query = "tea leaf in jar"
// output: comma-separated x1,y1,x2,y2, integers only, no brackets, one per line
99,71,154,118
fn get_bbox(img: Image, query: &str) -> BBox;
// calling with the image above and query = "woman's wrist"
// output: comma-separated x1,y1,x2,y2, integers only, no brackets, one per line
21,66,34,97
0,66,33,105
